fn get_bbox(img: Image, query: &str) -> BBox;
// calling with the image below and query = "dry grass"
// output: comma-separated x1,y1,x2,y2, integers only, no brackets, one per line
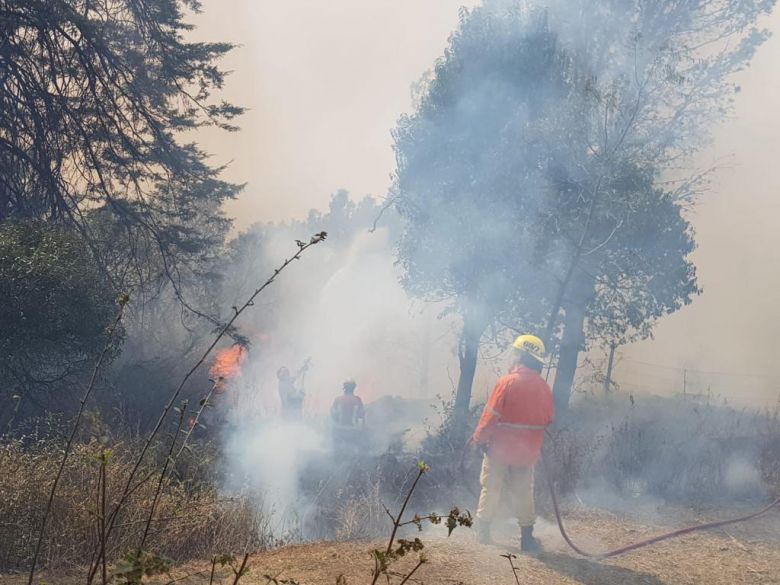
2,392,777,582
332,482,387,541
4,506,778,585
543,394,780,503
0,437,266,573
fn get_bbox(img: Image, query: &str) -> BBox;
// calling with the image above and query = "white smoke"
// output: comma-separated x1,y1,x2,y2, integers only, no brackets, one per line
223,419,326,536
216,212,474,534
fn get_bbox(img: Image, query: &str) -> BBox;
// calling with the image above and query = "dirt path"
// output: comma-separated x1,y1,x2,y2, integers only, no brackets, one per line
5,507,779,584
231,508,780,585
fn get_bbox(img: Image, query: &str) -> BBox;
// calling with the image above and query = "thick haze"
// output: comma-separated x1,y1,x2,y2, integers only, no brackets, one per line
192,1,780,407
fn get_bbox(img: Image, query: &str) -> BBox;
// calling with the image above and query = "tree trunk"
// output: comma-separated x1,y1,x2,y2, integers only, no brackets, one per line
603,342,617,395
418,314,432,395
452,310,486,439
552,301,587,414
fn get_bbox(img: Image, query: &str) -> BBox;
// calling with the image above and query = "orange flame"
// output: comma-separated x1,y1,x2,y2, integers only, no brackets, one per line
209,345,247,391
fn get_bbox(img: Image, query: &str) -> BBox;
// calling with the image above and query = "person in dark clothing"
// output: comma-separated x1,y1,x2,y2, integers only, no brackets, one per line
277,366,304,420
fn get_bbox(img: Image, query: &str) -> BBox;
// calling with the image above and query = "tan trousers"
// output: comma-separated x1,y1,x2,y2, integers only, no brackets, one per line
476,455,535,527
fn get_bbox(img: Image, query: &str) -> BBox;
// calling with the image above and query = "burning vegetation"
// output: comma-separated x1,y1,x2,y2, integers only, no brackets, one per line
1,1,780,584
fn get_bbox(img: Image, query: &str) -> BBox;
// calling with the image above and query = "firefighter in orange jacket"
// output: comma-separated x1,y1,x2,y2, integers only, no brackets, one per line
331,379,365,453
472,334,554,551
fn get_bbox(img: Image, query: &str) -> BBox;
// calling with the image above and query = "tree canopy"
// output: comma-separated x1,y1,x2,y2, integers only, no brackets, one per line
0,0,243,422
0,0,243,294
393,0,771,420
0,221,121,423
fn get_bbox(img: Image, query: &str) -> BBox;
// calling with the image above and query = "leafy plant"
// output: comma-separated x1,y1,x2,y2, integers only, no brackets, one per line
112,550,173,585
370,461,472,585
0,221,122,421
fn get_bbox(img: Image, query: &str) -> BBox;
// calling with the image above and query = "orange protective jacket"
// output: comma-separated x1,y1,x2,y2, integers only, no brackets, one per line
472,364,554,467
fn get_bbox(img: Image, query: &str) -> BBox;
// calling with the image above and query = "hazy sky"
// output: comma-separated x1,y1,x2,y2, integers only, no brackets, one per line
192,1,780,406
192,0,473,220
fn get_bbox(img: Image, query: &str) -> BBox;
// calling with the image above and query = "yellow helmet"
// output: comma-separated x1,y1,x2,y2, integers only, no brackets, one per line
512,334,546,363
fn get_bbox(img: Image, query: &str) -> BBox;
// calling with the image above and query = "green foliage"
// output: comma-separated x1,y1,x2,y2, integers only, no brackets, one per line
393,0,773,408
0,221,121,419
0,0,245,424
392,5,579,422
113,550,172,584
370,463,471,585
584,188,701,346
407,507,473,536
393,7,564,330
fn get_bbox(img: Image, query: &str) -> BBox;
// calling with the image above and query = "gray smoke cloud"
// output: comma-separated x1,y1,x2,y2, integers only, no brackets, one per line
188,0,780,409
183,0,780,539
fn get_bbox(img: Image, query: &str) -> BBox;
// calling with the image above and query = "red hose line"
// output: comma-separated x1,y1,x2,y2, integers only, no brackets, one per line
539,451,780,559
463,437,780,559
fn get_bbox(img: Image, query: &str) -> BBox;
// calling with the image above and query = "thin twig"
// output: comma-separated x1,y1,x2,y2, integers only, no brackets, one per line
368,195,397,233
174,382,217,461
100,453,108,585
371,464,428,585
232,553,250,585
385,467,426,555
397,559,426,585
397,514,442,528
208,556,217,585
138,401,189,551
500,554,521,585
26,297,127,585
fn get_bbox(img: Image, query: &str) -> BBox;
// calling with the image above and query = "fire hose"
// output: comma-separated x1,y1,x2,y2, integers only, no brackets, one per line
460,435,780,559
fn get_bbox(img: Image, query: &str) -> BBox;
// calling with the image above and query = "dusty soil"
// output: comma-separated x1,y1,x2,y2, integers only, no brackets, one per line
5,506,779,585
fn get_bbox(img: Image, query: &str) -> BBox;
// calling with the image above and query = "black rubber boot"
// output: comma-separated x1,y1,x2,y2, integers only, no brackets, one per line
520,525,542,553
477,522,493,545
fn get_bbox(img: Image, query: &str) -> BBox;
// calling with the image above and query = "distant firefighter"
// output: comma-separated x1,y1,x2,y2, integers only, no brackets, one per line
472,334,554,552
331,379,365,451
277,365,305,420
